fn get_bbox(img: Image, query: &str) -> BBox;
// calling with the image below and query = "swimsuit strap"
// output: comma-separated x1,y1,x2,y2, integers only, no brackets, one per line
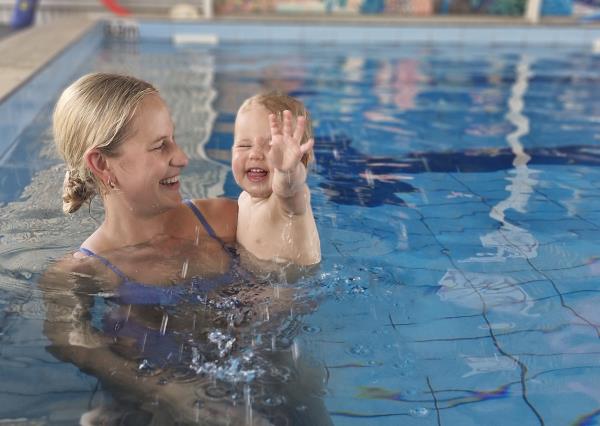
183,199,220,242
78,247,129,281
184,199,238,262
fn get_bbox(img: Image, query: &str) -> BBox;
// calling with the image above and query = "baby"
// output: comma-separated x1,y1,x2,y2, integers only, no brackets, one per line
232,92,321,265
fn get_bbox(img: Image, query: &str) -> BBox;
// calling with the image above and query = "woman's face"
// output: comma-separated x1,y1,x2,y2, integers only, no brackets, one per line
109,94,189,215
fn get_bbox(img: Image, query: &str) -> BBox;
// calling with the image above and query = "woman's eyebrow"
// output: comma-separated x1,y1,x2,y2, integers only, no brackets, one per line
150,135,168,144
150,124,175,144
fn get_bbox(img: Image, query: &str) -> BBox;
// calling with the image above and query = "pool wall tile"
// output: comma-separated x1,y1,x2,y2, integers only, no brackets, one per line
136,21,600,48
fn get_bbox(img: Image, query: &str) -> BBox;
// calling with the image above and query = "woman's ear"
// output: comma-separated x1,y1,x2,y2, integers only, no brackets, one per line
85,148,111,185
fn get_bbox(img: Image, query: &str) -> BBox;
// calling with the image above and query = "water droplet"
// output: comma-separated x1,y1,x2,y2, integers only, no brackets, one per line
348,285,367,295
159,312,169,336
19,271,33,280
409,407,429,417
348,344,372,357
291,339,300,363
194,226,200,246
137,359,160,377
302,325,321,334
262,394,285,407
181,258,189,279
244,384,253,426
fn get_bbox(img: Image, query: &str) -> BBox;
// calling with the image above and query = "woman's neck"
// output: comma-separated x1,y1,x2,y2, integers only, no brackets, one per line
94,196,176,250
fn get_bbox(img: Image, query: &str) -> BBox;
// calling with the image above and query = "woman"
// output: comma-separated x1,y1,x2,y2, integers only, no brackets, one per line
56,73,236,274
42,73,332,425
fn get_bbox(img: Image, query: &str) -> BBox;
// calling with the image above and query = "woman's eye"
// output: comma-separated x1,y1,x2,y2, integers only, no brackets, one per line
154,141,167,150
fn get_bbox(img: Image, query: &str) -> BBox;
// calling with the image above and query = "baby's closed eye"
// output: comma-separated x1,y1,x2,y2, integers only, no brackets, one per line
234,140,252,148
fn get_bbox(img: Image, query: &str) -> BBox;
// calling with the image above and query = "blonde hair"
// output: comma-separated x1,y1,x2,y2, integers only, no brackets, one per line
239,91,314,167
53,73,158,214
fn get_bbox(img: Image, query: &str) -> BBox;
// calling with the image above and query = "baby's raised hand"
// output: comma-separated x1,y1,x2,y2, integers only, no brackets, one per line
268,110,314,173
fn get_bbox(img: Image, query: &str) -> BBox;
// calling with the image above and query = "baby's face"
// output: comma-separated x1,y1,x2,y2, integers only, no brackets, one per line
232,104,274,198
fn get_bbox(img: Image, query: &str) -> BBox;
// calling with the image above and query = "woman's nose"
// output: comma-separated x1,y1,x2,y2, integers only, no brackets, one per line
171,143,189,168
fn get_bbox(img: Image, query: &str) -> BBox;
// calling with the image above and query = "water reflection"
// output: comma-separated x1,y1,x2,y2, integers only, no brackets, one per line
464,55,539,262
313,134,600,208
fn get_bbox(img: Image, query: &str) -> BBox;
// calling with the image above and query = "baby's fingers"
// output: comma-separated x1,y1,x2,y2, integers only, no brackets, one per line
292,115,307,143
269,113,282,136
300,137,314,155
283,110,293,137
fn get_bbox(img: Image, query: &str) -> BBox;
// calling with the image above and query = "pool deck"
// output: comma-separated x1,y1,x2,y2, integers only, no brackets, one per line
0,16,97,103
0,24,12,39
0,13,598,103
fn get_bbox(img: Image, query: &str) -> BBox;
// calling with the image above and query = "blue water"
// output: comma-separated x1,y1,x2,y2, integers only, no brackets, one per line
1,36,600,425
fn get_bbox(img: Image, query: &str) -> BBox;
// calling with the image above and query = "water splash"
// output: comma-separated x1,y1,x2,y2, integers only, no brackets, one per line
208,329,236,358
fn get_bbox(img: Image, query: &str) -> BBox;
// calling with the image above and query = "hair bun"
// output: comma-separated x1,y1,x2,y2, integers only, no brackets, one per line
62,169,96,214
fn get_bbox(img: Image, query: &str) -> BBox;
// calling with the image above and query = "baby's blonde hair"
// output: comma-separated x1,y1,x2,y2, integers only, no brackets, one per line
239,91,314,167
53,73,158,213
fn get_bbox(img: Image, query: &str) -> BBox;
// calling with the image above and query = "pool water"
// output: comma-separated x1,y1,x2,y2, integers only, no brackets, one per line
1,34,600,425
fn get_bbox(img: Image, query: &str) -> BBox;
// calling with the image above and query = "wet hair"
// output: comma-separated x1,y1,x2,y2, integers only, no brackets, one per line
53,73,158,214
238,91,314,167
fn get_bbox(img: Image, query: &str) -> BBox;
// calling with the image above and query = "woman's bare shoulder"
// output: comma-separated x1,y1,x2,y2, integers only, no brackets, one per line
190,198,238,242
50,251,107,276
39,251,100,291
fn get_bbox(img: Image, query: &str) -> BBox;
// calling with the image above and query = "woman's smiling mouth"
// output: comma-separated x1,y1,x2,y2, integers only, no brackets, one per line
159,175,180,187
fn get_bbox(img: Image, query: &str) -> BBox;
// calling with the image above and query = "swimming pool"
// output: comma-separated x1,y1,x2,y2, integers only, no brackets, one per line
1,21,600,425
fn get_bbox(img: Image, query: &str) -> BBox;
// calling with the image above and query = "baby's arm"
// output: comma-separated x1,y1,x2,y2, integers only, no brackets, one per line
237,109,320,265
268,110,315,214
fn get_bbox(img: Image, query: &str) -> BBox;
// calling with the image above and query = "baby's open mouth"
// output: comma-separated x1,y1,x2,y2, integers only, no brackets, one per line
247,168,268,182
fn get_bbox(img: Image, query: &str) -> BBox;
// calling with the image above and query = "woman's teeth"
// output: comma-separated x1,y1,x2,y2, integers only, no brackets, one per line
160,176,179,185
